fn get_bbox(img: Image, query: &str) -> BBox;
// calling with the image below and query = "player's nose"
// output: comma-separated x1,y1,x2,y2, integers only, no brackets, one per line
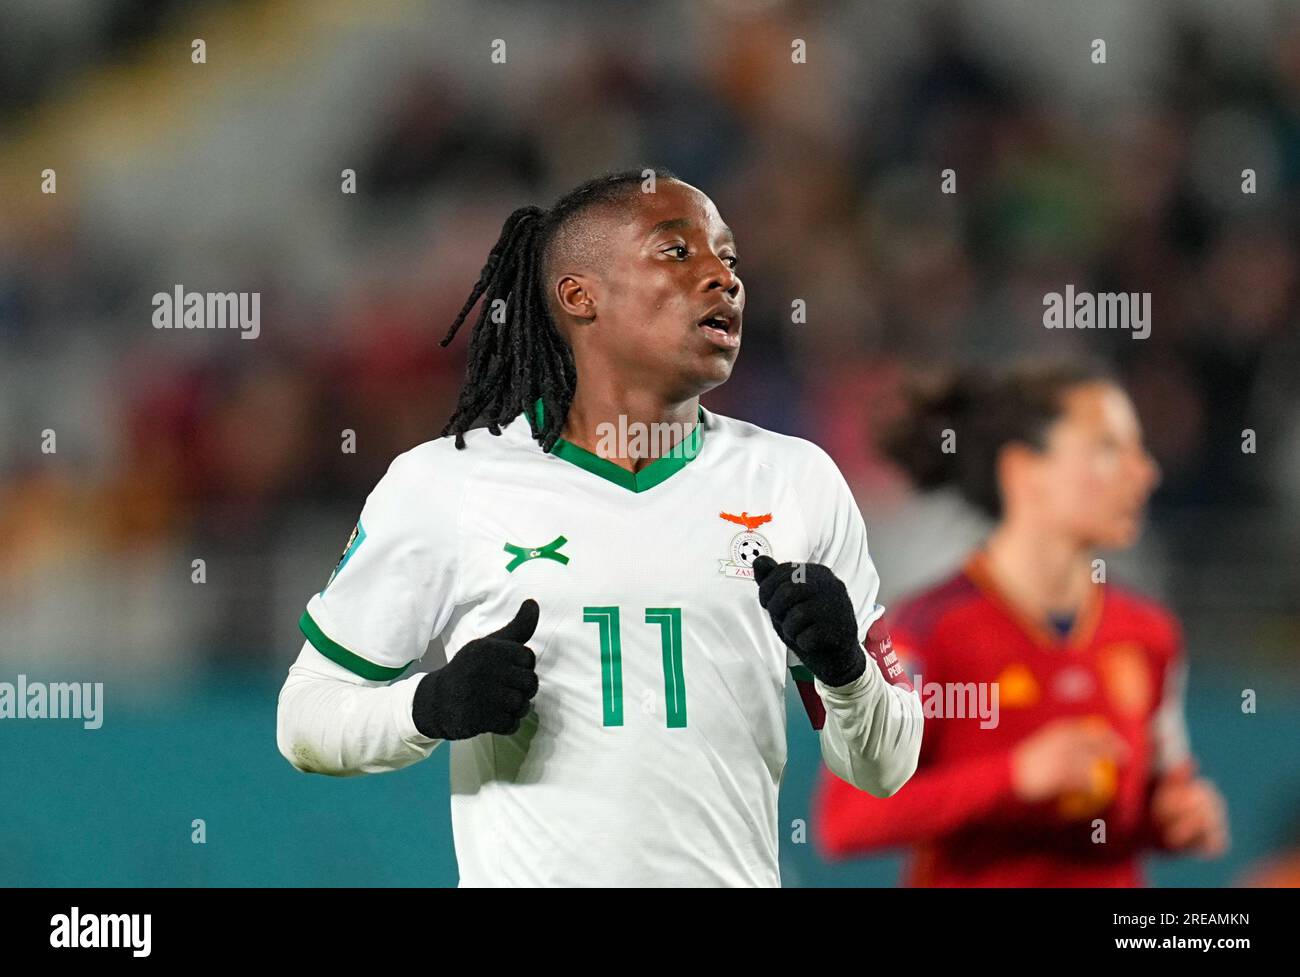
702,255,741,299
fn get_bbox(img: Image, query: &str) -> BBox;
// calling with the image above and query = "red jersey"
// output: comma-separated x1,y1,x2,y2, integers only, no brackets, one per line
815,550,1193,887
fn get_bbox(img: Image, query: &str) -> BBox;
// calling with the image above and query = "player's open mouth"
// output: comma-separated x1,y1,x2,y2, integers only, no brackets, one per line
697,308,741,349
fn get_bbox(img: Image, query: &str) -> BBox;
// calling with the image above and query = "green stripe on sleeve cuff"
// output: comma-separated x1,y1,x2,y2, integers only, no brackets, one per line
299,610,412,681
789,665,816,683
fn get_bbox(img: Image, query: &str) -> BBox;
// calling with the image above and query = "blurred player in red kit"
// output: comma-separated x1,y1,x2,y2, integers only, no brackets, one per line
815,361,1229,886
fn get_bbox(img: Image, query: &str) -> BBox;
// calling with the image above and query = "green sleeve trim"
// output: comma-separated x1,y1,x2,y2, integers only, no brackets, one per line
789,665,816,683
299,609,412,681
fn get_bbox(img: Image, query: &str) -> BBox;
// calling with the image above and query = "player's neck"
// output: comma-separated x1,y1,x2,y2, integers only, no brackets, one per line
561,387,700,474
983,524,1094,622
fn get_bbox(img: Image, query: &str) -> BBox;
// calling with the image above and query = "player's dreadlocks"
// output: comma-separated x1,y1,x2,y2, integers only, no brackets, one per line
439,167,678,451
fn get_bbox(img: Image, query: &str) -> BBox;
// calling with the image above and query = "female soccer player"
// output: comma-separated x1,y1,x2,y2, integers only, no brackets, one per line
275,169,923,886
815,362,1228,886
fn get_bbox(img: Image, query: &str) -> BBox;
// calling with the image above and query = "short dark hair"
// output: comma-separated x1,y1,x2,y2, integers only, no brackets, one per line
884,358,1117,517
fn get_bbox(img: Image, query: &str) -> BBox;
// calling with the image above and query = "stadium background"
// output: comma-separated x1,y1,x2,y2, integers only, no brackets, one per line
2,0,1298,886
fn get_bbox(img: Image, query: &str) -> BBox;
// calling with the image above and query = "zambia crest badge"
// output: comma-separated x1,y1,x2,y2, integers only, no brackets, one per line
718,511,773,579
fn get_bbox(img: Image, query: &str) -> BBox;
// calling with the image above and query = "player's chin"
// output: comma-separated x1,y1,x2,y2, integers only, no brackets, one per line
692,349,738,389
681,336,736,375
699,331,741,361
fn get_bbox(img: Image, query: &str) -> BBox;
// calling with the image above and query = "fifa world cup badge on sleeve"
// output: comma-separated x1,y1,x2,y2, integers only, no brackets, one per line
324,521,365,592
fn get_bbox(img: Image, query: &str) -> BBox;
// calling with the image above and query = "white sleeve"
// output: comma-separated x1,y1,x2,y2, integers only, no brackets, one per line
276,641,442,775
277,446,460,775
816,660,924,797
299,447,459,679
1151,658,1193,774
797,443,924,796
804,445,885,646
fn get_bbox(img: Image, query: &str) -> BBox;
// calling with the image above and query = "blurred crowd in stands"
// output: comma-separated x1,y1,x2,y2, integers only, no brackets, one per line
1,0,1297,665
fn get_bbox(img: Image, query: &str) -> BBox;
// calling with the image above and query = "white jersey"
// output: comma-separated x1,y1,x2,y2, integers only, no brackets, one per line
292,405,913,886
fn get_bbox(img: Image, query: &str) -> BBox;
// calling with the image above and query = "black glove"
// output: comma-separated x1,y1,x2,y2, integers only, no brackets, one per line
752,556,865,688
412,599,541,739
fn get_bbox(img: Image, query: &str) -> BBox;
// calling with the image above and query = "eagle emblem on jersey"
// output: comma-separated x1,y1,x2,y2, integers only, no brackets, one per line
718,511,773,579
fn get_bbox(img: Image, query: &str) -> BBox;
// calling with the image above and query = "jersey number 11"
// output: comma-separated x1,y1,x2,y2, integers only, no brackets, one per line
583,606,686,729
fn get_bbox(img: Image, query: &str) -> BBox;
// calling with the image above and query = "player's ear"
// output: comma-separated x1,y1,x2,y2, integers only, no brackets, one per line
997,440,1040,507
554,274,597,324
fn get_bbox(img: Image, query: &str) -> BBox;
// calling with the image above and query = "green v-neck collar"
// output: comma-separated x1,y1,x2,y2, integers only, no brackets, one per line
533,399,705,493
